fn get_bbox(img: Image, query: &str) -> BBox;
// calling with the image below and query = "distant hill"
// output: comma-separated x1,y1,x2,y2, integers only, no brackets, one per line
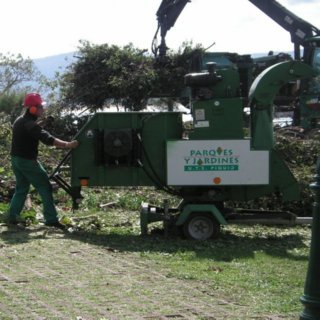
33,52,77,79
33,50,293,80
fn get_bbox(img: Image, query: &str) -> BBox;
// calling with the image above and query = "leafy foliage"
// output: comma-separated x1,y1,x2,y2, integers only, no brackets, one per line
0,53,52,125
60,41,203,111
0,92,26,123
0,53,43,96
275,130,320,215
227,129,320,216
0,121,14,203
152,42,203,105
39,104,90,141
61,41,154,111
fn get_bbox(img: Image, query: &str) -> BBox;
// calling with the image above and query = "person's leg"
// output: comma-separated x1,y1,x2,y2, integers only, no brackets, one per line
14,158,59,224
8,157,30,222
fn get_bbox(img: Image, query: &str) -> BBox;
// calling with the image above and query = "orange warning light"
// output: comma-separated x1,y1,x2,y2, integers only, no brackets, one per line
213,177,221,185
79,178,89,187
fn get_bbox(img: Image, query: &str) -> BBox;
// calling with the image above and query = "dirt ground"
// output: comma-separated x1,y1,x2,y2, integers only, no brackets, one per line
0,224,293,320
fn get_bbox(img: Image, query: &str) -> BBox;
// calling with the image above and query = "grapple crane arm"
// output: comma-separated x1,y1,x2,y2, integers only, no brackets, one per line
152,0,190,58
248,0,320,59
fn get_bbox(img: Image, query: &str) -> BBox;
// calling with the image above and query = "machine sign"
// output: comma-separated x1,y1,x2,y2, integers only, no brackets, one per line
167,140,269,186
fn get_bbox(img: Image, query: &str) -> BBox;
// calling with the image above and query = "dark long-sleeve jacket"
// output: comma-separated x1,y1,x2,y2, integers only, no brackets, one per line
11,112,55,160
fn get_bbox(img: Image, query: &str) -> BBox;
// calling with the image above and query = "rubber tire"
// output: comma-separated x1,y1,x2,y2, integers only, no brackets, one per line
183,212,220,240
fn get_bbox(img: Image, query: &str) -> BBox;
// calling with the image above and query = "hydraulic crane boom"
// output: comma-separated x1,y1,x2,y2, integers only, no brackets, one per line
153,0,319,60
152,0,190,58
248,0,320,59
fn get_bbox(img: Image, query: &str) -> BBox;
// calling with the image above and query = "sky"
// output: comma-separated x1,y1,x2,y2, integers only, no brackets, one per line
1,0,319,59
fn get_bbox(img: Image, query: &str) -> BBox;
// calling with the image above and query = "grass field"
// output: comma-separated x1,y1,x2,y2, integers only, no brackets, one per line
0,205,311,320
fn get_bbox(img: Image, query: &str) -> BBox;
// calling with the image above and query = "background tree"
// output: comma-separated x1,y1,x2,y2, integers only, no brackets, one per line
0,53,42,95
0,91,25,124
0,52,46,122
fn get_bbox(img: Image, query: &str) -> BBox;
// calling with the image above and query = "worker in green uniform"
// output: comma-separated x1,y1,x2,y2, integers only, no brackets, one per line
6,93,78,229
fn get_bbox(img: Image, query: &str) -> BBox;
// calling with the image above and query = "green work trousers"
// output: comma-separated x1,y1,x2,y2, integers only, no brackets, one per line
9,156,59,224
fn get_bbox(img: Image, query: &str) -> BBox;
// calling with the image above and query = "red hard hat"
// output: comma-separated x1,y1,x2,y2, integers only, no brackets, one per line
23,93,43,107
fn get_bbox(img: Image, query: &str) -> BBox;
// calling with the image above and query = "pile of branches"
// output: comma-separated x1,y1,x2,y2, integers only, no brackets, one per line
0,120,14,202
274,127,320,216
228,127,320,216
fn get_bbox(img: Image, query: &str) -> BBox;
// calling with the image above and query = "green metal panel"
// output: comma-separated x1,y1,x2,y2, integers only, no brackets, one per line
189,97,244,140
209,68,240,99
71,112,183,187
249,60,316,150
